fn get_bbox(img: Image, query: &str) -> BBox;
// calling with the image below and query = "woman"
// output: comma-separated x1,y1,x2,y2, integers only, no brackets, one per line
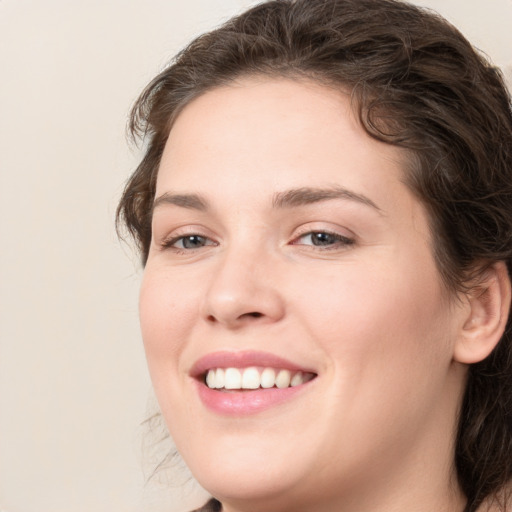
117,0,512,511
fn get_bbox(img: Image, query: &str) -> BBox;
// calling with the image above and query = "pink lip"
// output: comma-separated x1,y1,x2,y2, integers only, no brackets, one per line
196,384,310,415
190,350,314,377
190,350,317,416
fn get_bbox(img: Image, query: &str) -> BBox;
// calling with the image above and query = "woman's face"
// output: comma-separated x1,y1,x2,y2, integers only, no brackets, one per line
140,78,467,510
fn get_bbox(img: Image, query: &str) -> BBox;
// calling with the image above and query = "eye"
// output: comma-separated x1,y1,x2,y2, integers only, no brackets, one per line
163,234,217,251
293,231,354,249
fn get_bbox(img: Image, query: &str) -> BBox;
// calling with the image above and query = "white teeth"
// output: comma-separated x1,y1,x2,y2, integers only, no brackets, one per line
241,367,260,389
205,367,312,390
224,368,242,389
290,371,304,387
275,369,291,389
260,368,276,388
214,368,225,389
206,369,216,388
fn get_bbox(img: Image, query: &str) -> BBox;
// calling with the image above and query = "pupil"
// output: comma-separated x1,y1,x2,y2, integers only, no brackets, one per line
183,235,204,248
312,232,334,246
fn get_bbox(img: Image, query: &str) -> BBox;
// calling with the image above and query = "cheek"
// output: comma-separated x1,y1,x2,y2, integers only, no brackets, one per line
292,258,455,452
139,269,198,372
295,256,452,374
139,269,204,432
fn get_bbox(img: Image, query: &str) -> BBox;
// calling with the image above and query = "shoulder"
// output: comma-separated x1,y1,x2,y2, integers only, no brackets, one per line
191,498,222,512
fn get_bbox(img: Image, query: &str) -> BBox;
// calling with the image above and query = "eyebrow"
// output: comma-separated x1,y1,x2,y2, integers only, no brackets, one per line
153,192,209,212
152,186,381,213
271,186,381,211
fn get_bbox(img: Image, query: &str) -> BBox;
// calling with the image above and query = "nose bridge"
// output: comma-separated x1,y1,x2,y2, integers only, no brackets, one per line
202,237,284,327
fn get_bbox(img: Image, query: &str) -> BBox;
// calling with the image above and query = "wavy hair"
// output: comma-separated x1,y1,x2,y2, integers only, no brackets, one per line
117,1,512,510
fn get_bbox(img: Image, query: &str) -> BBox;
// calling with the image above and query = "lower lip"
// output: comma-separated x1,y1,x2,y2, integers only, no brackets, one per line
196,381,311,415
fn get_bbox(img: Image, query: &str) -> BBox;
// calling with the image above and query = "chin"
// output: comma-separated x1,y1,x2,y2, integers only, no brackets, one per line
179,434,313,504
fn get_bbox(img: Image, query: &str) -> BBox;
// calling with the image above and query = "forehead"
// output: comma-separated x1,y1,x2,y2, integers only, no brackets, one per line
156,77,411,212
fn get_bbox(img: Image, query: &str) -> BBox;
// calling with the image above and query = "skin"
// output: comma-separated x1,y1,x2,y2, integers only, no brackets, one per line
140,77,480,512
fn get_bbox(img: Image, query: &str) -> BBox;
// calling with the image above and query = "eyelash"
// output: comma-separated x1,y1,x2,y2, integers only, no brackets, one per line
161,233,217,254
160,229,354,254
292,230,354,250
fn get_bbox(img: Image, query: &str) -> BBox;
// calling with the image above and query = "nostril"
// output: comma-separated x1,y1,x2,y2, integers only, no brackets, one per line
205,312,262,323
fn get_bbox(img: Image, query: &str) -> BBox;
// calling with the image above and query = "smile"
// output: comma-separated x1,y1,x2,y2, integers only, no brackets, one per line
205,367,316,390
191,351,318,415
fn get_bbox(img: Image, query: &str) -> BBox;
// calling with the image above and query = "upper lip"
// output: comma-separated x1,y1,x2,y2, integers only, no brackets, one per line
190,350,317,379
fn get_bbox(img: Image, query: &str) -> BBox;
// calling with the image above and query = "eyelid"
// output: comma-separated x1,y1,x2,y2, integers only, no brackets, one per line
157,225,218,251
292,222,355,239
164,234,216,250
290,225,356,249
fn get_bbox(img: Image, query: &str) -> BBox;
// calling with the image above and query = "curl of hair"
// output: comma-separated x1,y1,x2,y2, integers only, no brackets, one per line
117,1,512,510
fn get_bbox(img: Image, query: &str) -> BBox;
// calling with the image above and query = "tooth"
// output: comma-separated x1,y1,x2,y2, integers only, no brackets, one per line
206,369,216,389
214,368,225,389
290,371,304,387
242,367,260,389
275,369,291,389
260,368,276,388
224,368,242,389
206,367,311,391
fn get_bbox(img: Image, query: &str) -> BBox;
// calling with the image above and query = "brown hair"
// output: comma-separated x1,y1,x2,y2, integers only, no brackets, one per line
117,1,512,510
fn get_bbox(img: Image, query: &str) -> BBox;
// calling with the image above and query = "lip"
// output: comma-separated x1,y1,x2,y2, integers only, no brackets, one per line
190,350,317,416
190,350,315,377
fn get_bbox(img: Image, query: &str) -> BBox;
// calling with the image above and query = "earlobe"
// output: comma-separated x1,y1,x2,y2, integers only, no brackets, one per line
454,261,511,365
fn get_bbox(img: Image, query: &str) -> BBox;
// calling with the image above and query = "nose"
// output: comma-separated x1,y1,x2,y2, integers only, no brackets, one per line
201,246,286,329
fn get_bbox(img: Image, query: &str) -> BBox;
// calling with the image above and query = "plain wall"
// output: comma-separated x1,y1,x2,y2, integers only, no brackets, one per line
1,1,511,512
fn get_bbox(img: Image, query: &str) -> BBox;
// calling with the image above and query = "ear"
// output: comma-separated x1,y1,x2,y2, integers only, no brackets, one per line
454,261,511,364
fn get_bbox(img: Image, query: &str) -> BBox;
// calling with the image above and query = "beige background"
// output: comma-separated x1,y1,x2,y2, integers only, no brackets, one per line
1,1,511,512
